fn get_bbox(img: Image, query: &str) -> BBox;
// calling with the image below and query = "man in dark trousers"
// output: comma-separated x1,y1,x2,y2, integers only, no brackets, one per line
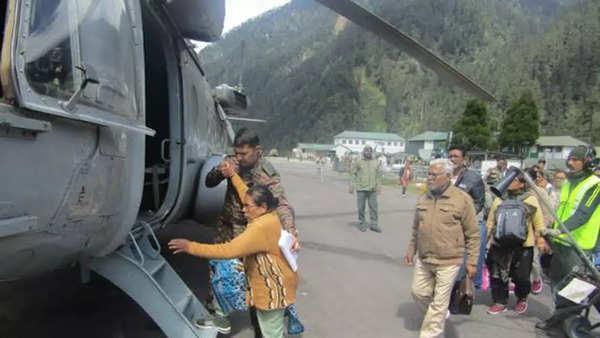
448,144,486,304
349,145,382,232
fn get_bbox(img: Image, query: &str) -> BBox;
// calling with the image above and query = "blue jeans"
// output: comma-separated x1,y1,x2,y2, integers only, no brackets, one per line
456,220,487,290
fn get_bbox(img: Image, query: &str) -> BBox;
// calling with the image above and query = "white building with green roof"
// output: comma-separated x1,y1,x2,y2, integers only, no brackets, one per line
406,131,449,157
524,135,592,169
530,135,589,160
333,131,405,155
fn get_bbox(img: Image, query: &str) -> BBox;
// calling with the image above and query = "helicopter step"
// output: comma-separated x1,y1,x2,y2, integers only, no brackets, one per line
85,222,216,338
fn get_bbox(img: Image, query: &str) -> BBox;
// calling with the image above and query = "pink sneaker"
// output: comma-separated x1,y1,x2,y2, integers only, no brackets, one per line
508,282,515,293
532,280,543,294
487,304,507,315
515,300,528,314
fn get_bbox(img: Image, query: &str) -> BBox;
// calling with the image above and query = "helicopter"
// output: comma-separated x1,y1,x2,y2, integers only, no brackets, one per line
0,0,493,337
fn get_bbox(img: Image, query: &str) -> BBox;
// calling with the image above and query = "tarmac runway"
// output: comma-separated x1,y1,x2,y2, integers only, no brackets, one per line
0,158,586,337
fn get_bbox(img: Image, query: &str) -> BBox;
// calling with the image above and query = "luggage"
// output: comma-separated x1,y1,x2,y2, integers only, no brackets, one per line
481,264,490,292
450,277,474,315
494,198,528,247
210,259,248,314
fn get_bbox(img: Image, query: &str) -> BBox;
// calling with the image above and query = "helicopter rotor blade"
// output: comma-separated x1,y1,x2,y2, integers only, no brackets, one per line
226,116,267,123
315,0,496,102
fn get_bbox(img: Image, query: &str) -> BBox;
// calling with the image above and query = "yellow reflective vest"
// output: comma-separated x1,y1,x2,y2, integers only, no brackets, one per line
553,175,600,249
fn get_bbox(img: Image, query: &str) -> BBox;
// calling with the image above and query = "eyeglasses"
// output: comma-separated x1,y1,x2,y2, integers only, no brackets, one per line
243,203,257,209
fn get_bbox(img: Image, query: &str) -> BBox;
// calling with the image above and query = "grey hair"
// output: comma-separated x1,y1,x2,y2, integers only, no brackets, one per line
429,159,455,176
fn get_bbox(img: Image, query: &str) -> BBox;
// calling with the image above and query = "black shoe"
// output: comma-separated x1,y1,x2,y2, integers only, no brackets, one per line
535,317,559,331
359,226,367,232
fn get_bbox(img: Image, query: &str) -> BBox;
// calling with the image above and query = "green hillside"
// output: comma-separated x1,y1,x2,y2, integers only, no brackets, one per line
200,0,600,149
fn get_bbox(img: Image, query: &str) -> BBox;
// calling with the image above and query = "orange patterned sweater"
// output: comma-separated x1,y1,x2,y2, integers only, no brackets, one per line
188,173,298,310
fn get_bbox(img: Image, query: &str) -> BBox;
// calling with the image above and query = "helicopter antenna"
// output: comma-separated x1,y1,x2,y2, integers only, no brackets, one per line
238,40,245,91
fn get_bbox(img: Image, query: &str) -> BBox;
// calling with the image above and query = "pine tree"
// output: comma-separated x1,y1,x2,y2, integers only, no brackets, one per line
498,91,540,155
451,100,492,150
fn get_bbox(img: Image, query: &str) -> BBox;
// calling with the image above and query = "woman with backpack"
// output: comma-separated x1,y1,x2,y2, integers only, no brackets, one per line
485,168,548,315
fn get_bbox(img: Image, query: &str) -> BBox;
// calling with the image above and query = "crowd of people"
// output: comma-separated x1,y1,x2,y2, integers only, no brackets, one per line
164,125,600,338
403,144,600,338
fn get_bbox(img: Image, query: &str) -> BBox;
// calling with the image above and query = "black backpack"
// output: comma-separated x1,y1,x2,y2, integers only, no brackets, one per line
494,196,529,247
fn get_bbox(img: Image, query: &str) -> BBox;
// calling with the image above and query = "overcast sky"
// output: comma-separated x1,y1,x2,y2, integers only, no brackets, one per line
223,0,290,32
194,0,291,50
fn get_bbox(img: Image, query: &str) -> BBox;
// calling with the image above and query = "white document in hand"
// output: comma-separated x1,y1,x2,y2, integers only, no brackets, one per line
278,230,298,272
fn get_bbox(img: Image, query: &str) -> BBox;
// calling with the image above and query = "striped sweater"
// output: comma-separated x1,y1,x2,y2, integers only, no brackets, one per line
187,173,298,310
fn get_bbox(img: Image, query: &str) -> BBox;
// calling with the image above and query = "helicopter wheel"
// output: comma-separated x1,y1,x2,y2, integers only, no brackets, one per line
563,315,594,338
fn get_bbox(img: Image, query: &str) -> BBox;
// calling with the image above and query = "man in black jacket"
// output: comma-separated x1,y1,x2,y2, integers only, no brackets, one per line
448,145,485,214
448,144,486,302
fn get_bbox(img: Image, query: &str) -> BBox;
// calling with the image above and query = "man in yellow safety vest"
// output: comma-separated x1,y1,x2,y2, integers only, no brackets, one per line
536,145,600,331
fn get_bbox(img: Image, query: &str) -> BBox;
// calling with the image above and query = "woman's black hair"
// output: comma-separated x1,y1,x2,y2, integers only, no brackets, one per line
523,167,539,184
247,184,279,211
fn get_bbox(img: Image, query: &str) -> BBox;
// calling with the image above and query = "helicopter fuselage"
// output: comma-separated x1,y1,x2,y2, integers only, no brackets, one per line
0,0,231,281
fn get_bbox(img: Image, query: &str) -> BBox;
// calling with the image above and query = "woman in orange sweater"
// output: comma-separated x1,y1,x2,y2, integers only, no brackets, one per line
168,168,298,338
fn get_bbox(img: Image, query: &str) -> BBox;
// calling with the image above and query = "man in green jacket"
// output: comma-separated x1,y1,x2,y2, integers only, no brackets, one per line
349,145,382,232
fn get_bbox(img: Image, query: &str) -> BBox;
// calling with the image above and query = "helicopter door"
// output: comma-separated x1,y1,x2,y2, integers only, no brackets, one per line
137,2,184,221
11,0,153,136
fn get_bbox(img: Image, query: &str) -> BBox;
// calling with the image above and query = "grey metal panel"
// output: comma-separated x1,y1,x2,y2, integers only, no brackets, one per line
164,0,225,42
0,102,145,276
0,109,51,133
163,43,231,225
0,216,39,238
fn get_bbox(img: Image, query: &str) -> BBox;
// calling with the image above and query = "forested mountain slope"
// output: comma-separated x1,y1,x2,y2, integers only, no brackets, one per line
201,0,599,149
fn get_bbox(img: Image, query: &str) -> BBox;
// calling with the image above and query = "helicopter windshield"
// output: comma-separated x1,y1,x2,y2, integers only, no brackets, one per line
22,0,139,118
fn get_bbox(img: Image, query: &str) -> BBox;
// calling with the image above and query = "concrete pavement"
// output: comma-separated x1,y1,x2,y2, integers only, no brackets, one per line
0,158,574,337
267,158,556,338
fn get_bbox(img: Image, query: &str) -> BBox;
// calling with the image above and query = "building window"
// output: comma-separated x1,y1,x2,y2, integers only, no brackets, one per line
361,140,365,145
388,142,392,146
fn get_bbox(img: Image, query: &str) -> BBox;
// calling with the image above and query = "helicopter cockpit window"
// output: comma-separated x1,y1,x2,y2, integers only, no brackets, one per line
17,0,142,123
23,1,75,100
75,0,138,118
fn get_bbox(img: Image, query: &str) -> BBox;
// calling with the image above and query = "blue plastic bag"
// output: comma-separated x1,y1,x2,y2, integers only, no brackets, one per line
285,304,305,335
210,259,248,314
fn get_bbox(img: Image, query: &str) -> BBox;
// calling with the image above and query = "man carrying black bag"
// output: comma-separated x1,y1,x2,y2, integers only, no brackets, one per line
404,159,479,338
485,167,548,315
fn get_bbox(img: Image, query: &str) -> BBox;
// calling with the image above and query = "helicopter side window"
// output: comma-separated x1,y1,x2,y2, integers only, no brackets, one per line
76,0,139,119
14,0,149,133
23,1,75,100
